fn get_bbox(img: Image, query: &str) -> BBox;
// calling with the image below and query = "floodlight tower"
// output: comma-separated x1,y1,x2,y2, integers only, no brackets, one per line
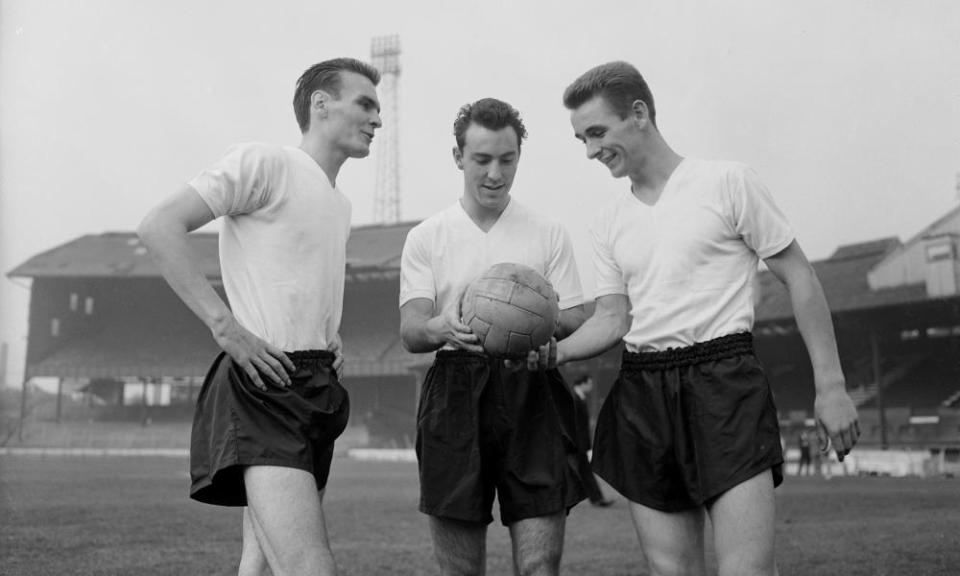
370,35,401,224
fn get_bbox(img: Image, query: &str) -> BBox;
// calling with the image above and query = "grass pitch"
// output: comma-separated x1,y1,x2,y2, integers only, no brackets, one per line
1,455,958,575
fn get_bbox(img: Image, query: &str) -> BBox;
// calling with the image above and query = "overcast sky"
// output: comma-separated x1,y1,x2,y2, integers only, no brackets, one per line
2,0,959,386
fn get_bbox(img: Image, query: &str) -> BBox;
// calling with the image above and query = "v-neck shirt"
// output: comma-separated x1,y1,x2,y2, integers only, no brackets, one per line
190,142,351,351
590,158,794,351
400,198,584,318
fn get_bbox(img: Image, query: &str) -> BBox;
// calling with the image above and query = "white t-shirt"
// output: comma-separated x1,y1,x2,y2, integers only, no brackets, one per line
591,158,794,352
400,198,584,320
189,142,351,351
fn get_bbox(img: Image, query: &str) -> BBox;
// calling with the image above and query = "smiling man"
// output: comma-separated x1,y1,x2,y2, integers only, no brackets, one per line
533,61,861,576
138,58,381,576
399,98,587,576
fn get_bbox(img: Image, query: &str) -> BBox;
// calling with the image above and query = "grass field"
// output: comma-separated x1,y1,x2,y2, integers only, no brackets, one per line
1,455,958,576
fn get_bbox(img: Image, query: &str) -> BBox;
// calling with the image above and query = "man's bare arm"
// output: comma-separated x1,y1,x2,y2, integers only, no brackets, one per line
400,298,483,354
765,240,860,460
138,186,294,389
521,294,630,371
555,294,630,365
556,304,588,341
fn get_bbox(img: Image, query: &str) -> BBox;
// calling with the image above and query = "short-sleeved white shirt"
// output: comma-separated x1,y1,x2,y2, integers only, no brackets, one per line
400,198,584,321
591,158,794,352
189,142,351,351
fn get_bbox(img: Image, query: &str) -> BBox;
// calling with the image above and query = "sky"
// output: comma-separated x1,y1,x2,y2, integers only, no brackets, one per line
2,0,959,387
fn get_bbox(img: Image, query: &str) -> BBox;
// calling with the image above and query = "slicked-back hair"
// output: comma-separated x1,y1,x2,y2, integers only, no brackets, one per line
293,58,381,133
563,61,657,127
453,98,528,151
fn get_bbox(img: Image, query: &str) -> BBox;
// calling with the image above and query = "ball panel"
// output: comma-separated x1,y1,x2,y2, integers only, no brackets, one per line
483,325,512,356
473,295,544,334
483,263,556,300
472,277,521,302
470,316,492,343
529,322,555,348
506,332,535,356
508,285,557,316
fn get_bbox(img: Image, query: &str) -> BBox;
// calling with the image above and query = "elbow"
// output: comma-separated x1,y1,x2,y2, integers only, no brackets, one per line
556,307,587,340
400,330,438,355
401,340,431,355
399,309,443,354
137,203,173,244
399,325,420,354
136,210,159,246
596,304,630,339
137,206,186,249
569,307,589,331
607,311,630,341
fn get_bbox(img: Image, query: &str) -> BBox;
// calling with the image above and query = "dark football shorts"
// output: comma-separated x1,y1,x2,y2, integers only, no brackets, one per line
416,350,585,526
593,332,784,512
190,350,349,507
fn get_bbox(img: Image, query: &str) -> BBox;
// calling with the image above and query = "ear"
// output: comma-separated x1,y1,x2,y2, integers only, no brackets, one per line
311,90,330,118
452,146,464,170
631,99,650,129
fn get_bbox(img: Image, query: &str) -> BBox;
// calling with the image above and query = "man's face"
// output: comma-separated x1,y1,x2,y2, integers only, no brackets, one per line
455,124,520,213
570,96,640,179
322,71,382,158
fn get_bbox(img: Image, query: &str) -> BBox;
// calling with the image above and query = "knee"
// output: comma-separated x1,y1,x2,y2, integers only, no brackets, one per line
276,552,312,576
717,555,776,576
515,548,561,576
237,555,266,576
436,555,484,576
438,566,481,576
644,552,706,576
270,547,335,576
432,539,484,576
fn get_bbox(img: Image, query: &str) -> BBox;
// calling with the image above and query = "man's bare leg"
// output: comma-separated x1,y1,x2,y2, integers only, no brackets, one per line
508,512,565,576
708,470,778,576
244,466,336,576
238,507,268,576
629,501,707,576
429,516,487,576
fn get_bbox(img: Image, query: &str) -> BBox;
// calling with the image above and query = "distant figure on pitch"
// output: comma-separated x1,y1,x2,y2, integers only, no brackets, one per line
399,98,587,576
797,429,813,476
811,433,828,478
527,61,861,576
138,58,381,576
572,374,614,507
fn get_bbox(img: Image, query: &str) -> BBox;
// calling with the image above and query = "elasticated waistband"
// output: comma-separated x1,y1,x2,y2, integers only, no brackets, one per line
285,349,336,370
435,349,488,363
623,332,754,371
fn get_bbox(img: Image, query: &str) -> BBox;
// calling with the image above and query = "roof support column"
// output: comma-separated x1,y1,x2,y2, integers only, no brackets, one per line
55,378,63,423
870,330,888,449
18,378,28,442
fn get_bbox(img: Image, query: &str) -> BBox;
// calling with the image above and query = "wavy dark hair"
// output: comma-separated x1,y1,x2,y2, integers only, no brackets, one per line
453,98,528,151
563,61,656,127
293,58,381,133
